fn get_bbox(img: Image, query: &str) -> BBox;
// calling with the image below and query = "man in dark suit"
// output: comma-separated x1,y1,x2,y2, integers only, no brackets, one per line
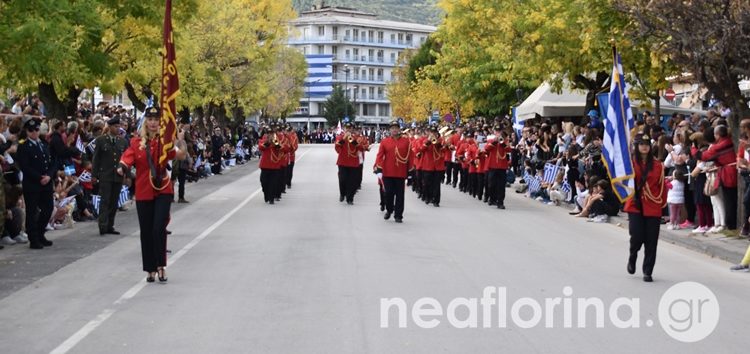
92,116,128,236
210,127,224,175
16,118,56,249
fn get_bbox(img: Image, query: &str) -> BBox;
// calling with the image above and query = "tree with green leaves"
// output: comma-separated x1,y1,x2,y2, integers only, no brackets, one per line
322,86,355,126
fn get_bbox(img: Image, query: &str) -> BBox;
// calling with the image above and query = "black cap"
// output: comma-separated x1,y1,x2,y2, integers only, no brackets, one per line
344,122,353,128
24,118,40,130
145,106,160,117
494,125,502,132
634,133,650,144
107,115,121,125
389,120,400,128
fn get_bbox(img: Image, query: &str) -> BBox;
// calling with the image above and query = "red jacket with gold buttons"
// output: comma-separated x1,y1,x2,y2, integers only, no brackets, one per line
624,159,667,217
484,140,511,170
334,134,362,167
375,135,413,178
120,137,175,201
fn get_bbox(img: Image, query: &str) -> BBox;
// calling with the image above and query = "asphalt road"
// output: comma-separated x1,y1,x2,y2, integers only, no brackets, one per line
0,144,747,354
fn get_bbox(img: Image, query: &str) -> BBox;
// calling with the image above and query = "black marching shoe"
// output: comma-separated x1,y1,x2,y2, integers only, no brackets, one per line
643,275,653,282
40,238,53,247
380,204,386,212
106,229,121,235
29,243,44,249
347,200,354,205
395,218,403,223
433,202,440,207
384,211,392,220
269,199,275,205
627,262,635,275
146,272,156,283
339,195,345,202
497,204,506,210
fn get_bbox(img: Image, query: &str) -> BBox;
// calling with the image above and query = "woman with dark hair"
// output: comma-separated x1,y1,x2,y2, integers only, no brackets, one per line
624,133,667,282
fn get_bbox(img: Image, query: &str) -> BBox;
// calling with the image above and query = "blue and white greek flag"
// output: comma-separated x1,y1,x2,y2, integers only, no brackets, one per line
137,95,155,132
561,180,572,194
304,55,333,98
543,163,560,184
117,186,130,207
236,139,245,158
602,47,635,202
524,173,541,193
75,136,85,153
511,106,523,138
193,155,202,170
78,171,92,183
91,195,101,214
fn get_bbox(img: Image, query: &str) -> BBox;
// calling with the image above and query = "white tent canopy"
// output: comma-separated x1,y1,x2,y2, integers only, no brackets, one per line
516,82,706,122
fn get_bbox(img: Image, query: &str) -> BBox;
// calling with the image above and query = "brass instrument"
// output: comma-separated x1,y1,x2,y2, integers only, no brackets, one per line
348,134,354,143
431,137,438,145
272,133,280,146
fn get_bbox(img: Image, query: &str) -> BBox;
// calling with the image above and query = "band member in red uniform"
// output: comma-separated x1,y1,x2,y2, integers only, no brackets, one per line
420,126,448,207
335,122,363,204
119,106,187,283
258,123,284,204
275,124,290,199
485,126,511,209
375,121,414,223
448,126,462,188
411,128,425,197
355,125,369,191
456,129,471,193
624,133,667,282
285,124,299,189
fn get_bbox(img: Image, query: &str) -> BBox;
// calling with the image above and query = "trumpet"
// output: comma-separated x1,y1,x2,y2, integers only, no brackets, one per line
348,134,354,143
431,137,438,145
272,133,280,146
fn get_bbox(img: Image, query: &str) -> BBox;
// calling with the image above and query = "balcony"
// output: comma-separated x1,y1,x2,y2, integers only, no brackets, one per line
338,55,396,67
291,35,418,49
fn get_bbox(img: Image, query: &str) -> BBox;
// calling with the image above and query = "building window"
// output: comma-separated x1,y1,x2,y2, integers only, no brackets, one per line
318,26,325,37
345,49,350,60
406,34,412,44
390,34,396,43
377,69,383,81
302,46,308,54
377,50,384,62
378,31,384,43
345,30,350,40
353,29,359,41
317,45,324,54
420,36,426,44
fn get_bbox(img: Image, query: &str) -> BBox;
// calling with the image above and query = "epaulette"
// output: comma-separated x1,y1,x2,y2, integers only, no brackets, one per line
19,139,26,144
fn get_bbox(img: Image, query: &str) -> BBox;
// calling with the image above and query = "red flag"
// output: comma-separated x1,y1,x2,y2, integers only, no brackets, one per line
159,0,179,168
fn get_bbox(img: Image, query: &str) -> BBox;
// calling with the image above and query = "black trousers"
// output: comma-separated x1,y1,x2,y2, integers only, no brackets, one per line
425,170,442,204
260,168,280,202
177,168,186,200
413,170,422,193
24,189,53,245
384,177,406,219
444,162,453,184
628,212,661,276
459,168,469,191
136,194,172,272
722,186,738,230
277,165,287,197
488,169,507,206
286,162,295,188
452,163,460,186
98,181,122,232
338,166,357,202
356,164,364,190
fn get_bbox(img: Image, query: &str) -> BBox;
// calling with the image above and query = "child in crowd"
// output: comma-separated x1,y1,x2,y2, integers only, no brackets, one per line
666,169,686,230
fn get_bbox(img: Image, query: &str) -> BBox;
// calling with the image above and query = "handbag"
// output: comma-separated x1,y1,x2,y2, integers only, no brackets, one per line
704,170,720,196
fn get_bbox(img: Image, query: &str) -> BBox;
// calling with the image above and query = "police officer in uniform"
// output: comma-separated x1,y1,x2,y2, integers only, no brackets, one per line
92,115,128,236
16,118,55,249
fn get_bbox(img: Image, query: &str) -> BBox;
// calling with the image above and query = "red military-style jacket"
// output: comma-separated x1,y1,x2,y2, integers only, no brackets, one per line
418,137,447,172
484,139,511,170
702,136,738,188
357,135,370,165
411,136,426,171
120,137,176,201
375,135,413,178
258,135,284,170
287,132,299,163
335,133,363,167
455,138,472,169
624,159,667,217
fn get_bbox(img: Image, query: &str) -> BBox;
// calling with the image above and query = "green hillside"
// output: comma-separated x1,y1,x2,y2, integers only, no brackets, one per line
292,0,443,26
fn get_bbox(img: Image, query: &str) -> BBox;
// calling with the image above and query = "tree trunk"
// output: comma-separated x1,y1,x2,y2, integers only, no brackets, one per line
37,83,82,121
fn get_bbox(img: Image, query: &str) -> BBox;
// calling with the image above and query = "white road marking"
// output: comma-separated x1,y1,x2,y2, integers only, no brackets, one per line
49,149,311,354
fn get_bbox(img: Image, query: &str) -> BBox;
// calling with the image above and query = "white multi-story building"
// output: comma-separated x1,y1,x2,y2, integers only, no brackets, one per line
287,6,436,128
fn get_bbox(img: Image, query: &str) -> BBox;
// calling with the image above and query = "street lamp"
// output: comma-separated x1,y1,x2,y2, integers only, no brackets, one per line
307,78,322,133
353,85,359,123
343,64,350,121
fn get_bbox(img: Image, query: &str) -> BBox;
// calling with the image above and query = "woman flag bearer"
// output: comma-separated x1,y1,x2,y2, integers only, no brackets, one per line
374,121,414,223
624,133,667,282
119,106,187,283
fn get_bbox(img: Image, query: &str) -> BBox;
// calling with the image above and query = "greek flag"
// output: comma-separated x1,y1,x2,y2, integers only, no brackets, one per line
137,95,155,132
561,180,572,194
78,171,92,183
602,47,635,202
117,186,130,207
511,106,523,138
304,55,333,98
91,195,101,214
543,163,560,184
193,155,202,170
523,172,541,193
236,139,245,158
76,136,85,153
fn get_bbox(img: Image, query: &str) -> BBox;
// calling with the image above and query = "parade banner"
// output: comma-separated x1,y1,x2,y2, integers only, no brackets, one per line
159,0,180,168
